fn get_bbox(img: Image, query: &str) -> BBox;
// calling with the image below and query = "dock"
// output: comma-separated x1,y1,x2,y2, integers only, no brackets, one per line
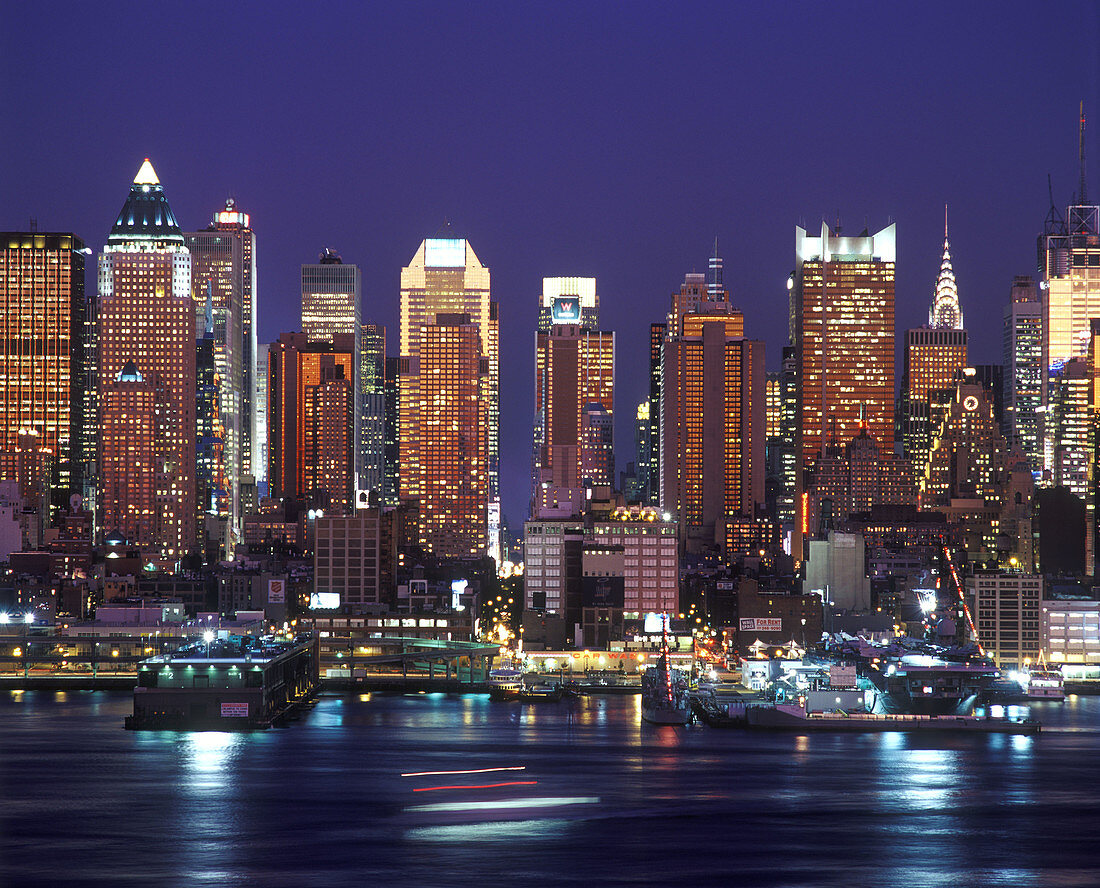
743,703,1040,734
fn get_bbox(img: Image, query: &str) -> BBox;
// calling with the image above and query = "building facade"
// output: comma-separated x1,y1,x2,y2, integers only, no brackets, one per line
97,160,195,559
0,231,87,517
1003,275,1042,471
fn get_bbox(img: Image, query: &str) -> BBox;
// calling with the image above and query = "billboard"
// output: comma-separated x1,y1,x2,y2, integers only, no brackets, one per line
267,580,285,603
551,295,581,324
310,592,340,609
739,617,782,632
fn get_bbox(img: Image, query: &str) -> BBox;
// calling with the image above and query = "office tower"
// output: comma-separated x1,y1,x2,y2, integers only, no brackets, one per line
409,314,487,557
1040,106,1100,475
792,222,895,551
97,160,195,558
1003,276,1043,470
922,373,1033,567
632,400,653,504
967,572,1042,669
267,332,356,511
360,323,386,503
532,322,614,517
185,199,258,537
643,322,665,506
0,231,86,517
660,309,765,554
255,343,269,492
399,238,497,554
580,403,614,486
314,511,386,610
195,320,224,528
900,214,968,477
383,356,400,507
1049,358,1089,497
537,277,598,333
302,249,361,485
777,346,798,526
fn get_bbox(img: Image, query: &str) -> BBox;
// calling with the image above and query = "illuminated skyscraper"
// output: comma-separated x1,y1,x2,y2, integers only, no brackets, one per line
267,332,356,511
399,238,497,555
791,222,895,552
360,323,386,503
660,309,765,554
411,314,488,557
302,249,361,486
901,211,968,478
185,199,256,541
537,277,598,333
1003,276,1043,470
0,231,87,516
98,159,195,558
531,320,614,518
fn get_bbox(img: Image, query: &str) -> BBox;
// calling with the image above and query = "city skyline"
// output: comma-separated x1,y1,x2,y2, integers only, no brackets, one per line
4,2,1098,526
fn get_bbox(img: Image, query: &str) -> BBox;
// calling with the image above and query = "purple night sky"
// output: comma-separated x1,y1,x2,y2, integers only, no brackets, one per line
3,2,1098,529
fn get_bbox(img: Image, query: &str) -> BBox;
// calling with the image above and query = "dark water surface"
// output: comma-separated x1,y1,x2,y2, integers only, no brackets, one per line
2,690,1099,887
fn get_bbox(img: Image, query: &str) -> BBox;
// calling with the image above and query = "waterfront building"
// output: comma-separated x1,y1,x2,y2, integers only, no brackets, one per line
804,531,871,613
531,320,614,517
97,160,195,559
267,332,356,511
0,231,87,519
968,571,1042,669
1041,598,1100,666
523,518,584,617
399,238,497,558
660,306,764,556
591,506,679,616
1003,276,1043,471
791,223,895,553
185,199,257,542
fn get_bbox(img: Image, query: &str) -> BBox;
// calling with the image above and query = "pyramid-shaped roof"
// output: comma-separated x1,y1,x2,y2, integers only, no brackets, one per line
107,159,184,246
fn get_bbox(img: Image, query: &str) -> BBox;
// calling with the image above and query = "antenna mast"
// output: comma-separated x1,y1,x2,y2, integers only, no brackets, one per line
1079,100,1088,205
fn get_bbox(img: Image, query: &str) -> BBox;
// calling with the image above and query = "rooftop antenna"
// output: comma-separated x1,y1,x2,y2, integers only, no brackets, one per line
707,236,723,299
1079,100,1088,205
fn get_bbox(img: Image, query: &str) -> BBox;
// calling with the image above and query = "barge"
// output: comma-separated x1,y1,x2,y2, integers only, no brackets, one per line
744,702,1040,734
125,633,318,730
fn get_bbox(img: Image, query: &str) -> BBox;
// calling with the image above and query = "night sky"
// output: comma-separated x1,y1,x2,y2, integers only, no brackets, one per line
3,2,1098,530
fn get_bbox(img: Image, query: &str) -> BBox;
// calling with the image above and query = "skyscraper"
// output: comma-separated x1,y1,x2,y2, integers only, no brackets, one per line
901,212,968,478
97,159,195,558
302,249,361,487
412,314,488,557
0,231,87,517
537,277,598,333
792,222,895,552
360,323,386,503
660,309,765,554
1040,105,1099,476
267,332,356,511
1003,275,1043,471
399,238,497,555
531,319,614,518
185,198,256,541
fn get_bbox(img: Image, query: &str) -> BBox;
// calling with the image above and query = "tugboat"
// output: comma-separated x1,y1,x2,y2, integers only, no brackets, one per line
641,616,691,725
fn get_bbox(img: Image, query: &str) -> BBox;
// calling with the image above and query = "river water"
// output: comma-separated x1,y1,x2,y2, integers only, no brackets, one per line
2,690,1099,887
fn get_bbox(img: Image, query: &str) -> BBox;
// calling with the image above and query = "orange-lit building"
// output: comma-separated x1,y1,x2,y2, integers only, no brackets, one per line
532,323,614,517
399,238,497,558
0,231,87,517
792,222,895,554
411,314,487,557
660,307,765,554
97,160,195,559
268,332,356,511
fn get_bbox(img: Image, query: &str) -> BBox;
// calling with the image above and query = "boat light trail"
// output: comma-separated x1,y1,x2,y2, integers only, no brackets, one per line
413,781,538,792
401,766,526,777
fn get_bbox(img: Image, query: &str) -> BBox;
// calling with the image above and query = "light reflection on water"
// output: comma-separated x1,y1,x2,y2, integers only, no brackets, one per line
2,691,1099,887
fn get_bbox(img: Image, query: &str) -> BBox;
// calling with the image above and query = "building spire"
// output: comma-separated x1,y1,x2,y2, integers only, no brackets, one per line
929,204,963,329
1079,100,1088,205
707,236,723,299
